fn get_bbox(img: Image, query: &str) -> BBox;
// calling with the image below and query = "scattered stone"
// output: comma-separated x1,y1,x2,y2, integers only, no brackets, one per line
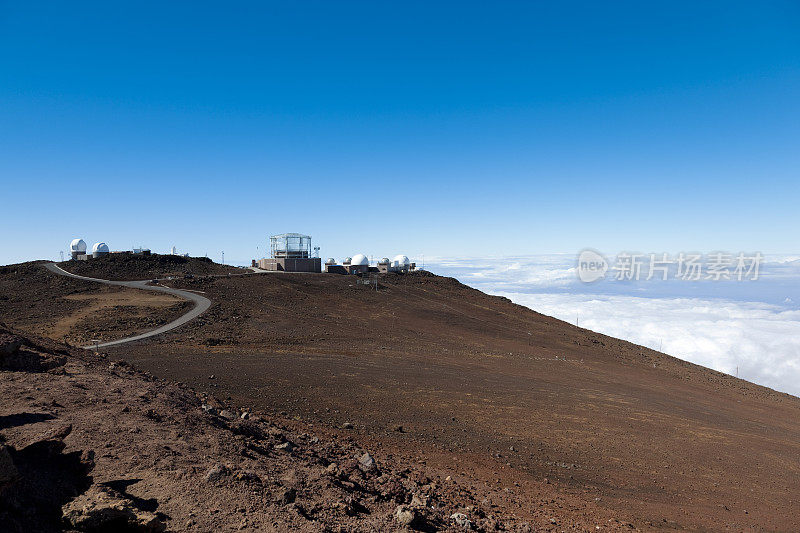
219,409,237,420
393,425,405,433
358,452,376,472
395,504,418,527
201,404,218,415
342,422,354,429
240,412,249,420
451,512,473,529
275,441,295,453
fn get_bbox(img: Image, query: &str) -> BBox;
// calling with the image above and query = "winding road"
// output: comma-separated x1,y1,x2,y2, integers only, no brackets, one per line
44,262,211,349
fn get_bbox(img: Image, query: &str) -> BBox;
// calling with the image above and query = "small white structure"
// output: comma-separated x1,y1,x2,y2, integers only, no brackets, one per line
342,257,352,266
70,239,87,253
350,254,369,266
390,254,413,273
392,254,410,268
70,238,87,260
92,242,110,258
325,258,336,265
347,253,369,274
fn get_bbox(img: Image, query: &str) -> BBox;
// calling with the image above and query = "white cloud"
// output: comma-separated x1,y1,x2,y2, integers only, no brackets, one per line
427,254,800,397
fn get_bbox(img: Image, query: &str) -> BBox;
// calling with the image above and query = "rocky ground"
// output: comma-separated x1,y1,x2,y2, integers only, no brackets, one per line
118,270,800,531
0,324,630,532
3,262,800,531
57,254,243,281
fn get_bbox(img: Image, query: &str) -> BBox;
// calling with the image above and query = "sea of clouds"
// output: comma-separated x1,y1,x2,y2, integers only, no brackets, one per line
426,254,800,397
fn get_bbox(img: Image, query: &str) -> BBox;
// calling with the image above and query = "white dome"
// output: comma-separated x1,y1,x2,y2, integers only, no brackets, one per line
380,257,390,264
325,257,336,264
70,239,87,253
393,254,410,266
343,257,352,264
351,254,369,266
92,242,109,254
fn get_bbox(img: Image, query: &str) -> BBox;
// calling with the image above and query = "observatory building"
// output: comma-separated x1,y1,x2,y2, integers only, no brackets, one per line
325,253,416,274
347,254,370,275
391,254,414,273
92,242,110,258
257,233,322,273
70,239,88,260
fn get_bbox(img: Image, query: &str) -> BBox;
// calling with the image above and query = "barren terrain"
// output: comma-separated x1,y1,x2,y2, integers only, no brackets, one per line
2,260,800,531
57,254,242,281
0,262,190,346
1,324,631,532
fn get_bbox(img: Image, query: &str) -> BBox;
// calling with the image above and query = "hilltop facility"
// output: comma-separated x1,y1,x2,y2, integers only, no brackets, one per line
325,253,414,274
67,238,151,260
252,233,415,275
257,233,322,273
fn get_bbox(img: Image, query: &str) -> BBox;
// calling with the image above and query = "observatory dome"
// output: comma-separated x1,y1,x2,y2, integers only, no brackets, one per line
343,257,352,264
351,254,369,266
70,239,87,253
325,257,336,265
92,242,109,254
393,254,410,266
380,257,390,264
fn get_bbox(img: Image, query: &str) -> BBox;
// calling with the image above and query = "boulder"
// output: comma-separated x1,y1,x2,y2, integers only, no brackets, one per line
62,487,165,532
451,512,473,529
218,409,237,420
358,452,376,472
275,441,295,453
395,504,418,527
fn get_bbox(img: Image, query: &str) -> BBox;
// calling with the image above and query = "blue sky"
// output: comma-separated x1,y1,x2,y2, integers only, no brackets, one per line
1,1,799,265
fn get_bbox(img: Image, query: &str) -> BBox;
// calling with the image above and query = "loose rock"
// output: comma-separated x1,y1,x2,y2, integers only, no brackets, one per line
395,504,418,527
358,452,376,472
62,487,166,532
451,512,473,529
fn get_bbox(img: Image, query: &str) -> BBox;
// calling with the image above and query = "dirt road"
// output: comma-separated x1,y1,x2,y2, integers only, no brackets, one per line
44,262,211,349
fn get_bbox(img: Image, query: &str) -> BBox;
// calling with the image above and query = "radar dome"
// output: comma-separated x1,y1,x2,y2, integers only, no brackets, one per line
70,239,87,253
351,254,369,266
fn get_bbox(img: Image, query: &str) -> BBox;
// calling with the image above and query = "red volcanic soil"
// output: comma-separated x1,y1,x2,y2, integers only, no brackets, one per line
105,270,800,531
0,324,632,532
3,263,800,530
